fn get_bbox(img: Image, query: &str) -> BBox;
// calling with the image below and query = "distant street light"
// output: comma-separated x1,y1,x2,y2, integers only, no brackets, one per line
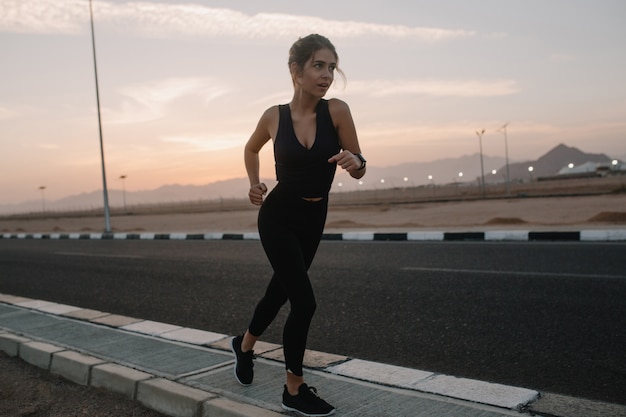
528,166,534,182
38,186,46,213
497,123,512,196
476,129,486,198
119,175,127,210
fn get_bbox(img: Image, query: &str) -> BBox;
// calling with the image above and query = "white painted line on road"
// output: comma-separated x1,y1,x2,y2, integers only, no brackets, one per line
401,266,626,280
326,359,433,388
413,374,539,410
54,252,143,259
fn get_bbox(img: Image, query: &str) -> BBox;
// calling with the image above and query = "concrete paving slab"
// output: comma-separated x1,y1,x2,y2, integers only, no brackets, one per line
202,397,284,417
1,307,233,379
36,302,83,315
261,347,348,369
160,327,227,345
210,337,281,355
20,341,65,370
413,374,539,410
91,314,143,327
91,363,154,399
327,359,433,388
62,308,110,321
137,378,215,417
16,300,56,310
0,332,31,356
0,309,66,334
121,320,183,335
50,350,106,385
89,333,234,379
0,303,22,317
184,360,519,417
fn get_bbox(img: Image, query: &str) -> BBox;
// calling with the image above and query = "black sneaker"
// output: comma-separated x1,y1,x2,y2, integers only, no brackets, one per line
230,335,254,386
282,384,335,416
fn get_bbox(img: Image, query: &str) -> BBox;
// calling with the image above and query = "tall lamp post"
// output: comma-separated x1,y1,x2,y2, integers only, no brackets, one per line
38,186,46,213
120,175,127,211
476,129,486,198
89,0,111,233
497,122,511,196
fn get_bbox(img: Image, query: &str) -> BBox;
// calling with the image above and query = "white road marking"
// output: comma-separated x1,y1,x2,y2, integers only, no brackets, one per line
401,266,625,280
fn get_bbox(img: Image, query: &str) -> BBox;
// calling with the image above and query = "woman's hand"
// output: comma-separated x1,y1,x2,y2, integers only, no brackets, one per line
249,183,268,205
328,150,360,172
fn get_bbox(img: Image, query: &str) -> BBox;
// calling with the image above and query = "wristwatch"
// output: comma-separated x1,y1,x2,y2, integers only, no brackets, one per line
355,153,367,170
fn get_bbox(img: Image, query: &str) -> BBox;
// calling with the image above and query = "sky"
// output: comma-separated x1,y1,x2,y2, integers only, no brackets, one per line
1,0,625,204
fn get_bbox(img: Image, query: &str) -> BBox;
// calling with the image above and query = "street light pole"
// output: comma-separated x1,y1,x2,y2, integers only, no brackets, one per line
120,175,127,211
498,122,511,196
89,0,111,233
38,186,46,213
476,129,486,198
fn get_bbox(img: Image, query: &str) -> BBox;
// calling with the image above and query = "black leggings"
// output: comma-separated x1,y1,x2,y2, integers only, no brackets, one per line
247,184,328,376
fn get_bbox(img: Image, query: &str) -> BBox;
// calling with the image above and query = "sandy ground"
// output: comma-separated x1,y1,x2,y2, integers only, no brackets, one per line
2,194,626,234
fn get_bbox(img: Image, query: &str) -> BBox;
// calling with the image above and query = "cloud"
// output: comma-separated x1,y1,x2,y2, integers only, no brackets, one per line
161,134,244,152
1,0,474,42
106,77,231,124
0,106,19,120
347,79,520,98
0,0,86,34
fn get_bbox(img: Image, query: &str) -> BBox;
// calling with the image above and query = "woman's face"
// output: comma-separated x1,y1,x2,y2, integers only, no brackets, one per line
294,48,337,97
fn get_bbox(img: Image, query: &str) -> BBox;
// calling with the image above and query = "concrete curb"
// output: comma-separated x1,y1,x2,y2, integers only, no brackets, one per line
2,229,626,241
2,295,626,417
0,330,283,417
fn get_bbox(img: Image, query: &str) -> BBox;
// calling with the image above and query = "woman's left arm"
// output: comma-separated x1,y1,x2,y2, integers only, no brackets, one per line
327,98,366,179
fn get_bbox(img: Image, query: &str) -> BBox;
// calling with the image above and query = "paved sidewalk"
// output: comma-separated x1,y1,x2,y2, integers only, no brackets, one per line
1,294,624,417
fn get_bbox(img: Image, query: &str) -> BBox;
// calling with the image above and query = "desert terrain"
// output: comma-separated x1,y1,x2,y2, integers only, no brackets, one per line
1,193,625,234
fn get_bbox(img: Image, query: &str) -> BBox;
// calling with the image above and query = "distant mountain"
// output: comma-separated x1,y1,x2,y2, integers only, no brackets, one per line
499,144,612,181
0,144,618,215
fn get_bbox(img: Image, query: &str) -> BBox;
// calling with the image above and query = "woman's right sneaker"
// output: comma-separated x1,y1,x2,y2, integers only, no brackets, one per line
282,384,335,416
230,335,254,386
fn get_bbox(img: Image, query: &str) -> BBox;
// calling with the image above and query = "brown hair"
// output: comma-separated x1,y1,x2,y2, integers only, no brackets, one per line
288,34,345,84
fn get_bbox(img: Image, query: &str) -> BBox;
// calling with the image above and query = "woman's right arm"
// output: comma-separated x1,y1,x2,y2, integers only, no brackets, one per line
244,107,276,205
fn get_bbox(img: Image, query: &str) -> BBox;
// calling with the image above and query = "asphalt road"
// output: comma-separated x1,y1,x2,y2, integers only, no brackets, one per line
1,239,625,405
